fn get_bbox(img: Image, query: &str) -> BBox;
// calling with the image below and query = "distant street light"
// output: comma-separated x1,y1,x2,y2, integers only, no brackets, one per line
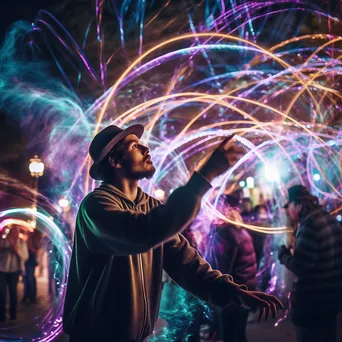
58,198,69,208
59,198,70,211
246,177,255,189
264,163,280,183
29,155,44,177
313,173,321,182
154,189,165,200
29,155,44,228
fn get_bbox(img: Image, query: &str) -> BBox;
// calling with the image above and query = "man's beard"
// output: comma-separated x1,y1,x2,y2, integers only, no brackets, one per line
122,160,156,180
141,165,156,180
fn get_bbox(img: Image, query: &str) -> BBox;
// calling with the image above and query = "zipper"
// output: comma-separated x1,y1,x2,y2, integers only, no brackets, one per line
138,253,148,341
135,204,148,342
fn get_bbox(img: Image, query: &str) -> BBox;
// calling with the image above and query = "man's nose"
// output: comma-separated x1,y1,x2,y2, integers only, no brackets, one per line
140,145,149,154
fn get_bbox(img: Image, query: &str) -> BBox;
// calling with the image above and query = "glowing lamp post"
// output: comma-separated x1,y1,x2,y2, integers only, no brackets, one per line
29,155,45,177
29,155,44,228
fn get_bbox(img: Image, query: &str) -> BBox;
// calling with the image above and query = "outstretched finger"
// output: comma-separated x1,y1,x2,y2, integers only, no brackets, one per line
220,135,235,150
269,301,277,319
265,303,271,321
257,306,264,323
268,295,285,310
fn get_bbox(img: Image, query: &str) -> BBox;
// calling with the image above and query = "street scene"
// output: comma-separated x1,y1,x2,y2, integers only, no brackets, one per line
1,0,342,341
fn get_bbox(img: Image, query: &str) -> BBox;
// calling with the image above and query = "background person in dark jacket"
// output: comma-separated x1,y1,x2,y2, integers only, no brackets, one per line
240,197,254,222
22,230,42,303
208,195,257,342
278,185,342,342
63,125,283,342
249,204,270,268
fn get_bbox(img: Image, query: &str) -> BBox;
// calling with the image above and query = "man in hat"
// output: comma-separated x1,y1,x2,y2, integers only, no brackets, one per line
63,124,283,341
278,185,342,342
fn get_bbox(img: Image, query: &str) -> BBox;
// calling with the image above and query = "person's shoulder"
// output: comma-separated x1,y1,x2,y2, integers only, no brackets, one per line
80,186,121,211
307,208,334,228
215,224,238,240
232,227,254,246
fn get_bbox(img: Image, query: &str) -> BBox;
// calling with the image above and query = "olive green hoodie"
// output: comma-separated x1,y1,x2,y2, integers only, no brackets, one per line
63,172,243,341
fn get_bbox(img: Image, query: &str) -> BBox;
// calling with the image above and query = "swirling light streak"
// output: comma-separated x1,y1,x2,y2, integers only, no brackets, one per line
0,208,71,342
0,219,35,233
1,1,342,339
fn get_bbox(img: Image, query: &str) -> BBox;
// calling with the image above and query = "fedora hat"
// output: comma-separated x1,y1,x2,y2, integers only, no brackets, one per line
283,185,318,209
89,124,144,180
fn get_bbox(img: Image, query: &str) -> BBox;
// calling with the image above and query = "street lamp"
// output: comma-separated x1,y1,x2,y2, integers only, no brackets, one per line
29,155,44,228
29,155,44,177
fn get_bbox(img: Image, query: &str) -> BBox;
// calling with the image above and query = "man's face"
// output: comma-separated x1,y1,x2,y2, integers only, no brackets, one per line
287,201,301,224
257,207,268,220
242,200,252,212
117,134,156,180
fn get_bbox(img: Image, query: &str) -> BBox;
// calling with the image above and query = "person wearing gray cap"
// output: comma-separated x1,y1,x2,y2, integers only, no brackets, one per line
63,124,283,341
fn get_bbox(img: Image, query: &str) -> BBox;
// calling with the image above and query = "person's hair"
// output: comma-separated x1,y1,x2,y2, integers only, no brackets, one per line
293,198,319,220
97,139,126,182
242,197,252,203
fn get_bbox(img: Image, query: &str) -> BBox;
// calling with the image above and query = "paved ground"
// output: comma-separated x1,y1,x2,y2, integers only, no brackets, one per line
54,317,296,342
56,317,297,342
1,278,341,341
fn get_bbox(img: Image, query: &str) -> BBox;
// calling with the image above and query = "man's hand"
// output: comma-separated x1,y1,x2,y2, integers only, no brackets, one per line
237,289,284,322
198,135,245,183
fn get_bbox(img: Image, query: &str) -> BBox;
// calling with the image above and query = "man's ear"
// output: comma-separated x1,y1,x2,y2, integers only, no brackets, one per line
108,155,122,169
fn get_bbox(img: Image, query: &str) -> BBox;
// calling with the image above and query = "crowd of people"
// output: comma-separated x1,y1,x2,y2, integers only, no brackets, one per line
0,227,60,324
2,123,341,342
175,185,342,342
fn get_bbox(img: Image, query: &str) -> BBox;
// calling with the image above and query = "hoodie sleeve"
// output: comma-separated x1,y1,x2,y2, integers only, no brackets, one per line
79,172,211,255
163,234,245,307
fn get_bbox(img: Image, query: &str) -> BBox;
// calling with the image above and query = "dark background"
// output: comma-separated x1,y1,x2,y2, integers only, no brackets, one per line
0,0,57,208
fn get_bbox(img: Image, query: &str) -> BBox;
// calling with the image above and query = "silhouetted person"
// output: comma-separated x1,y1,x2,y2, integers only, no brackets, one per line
22,230,42,303
240,198,253,222
63,125,283,341
0,226,28,322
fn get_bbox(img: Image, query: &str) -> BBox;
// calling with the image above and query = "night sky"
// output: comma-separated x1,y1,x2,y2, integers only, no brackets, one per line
0,0,57,205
